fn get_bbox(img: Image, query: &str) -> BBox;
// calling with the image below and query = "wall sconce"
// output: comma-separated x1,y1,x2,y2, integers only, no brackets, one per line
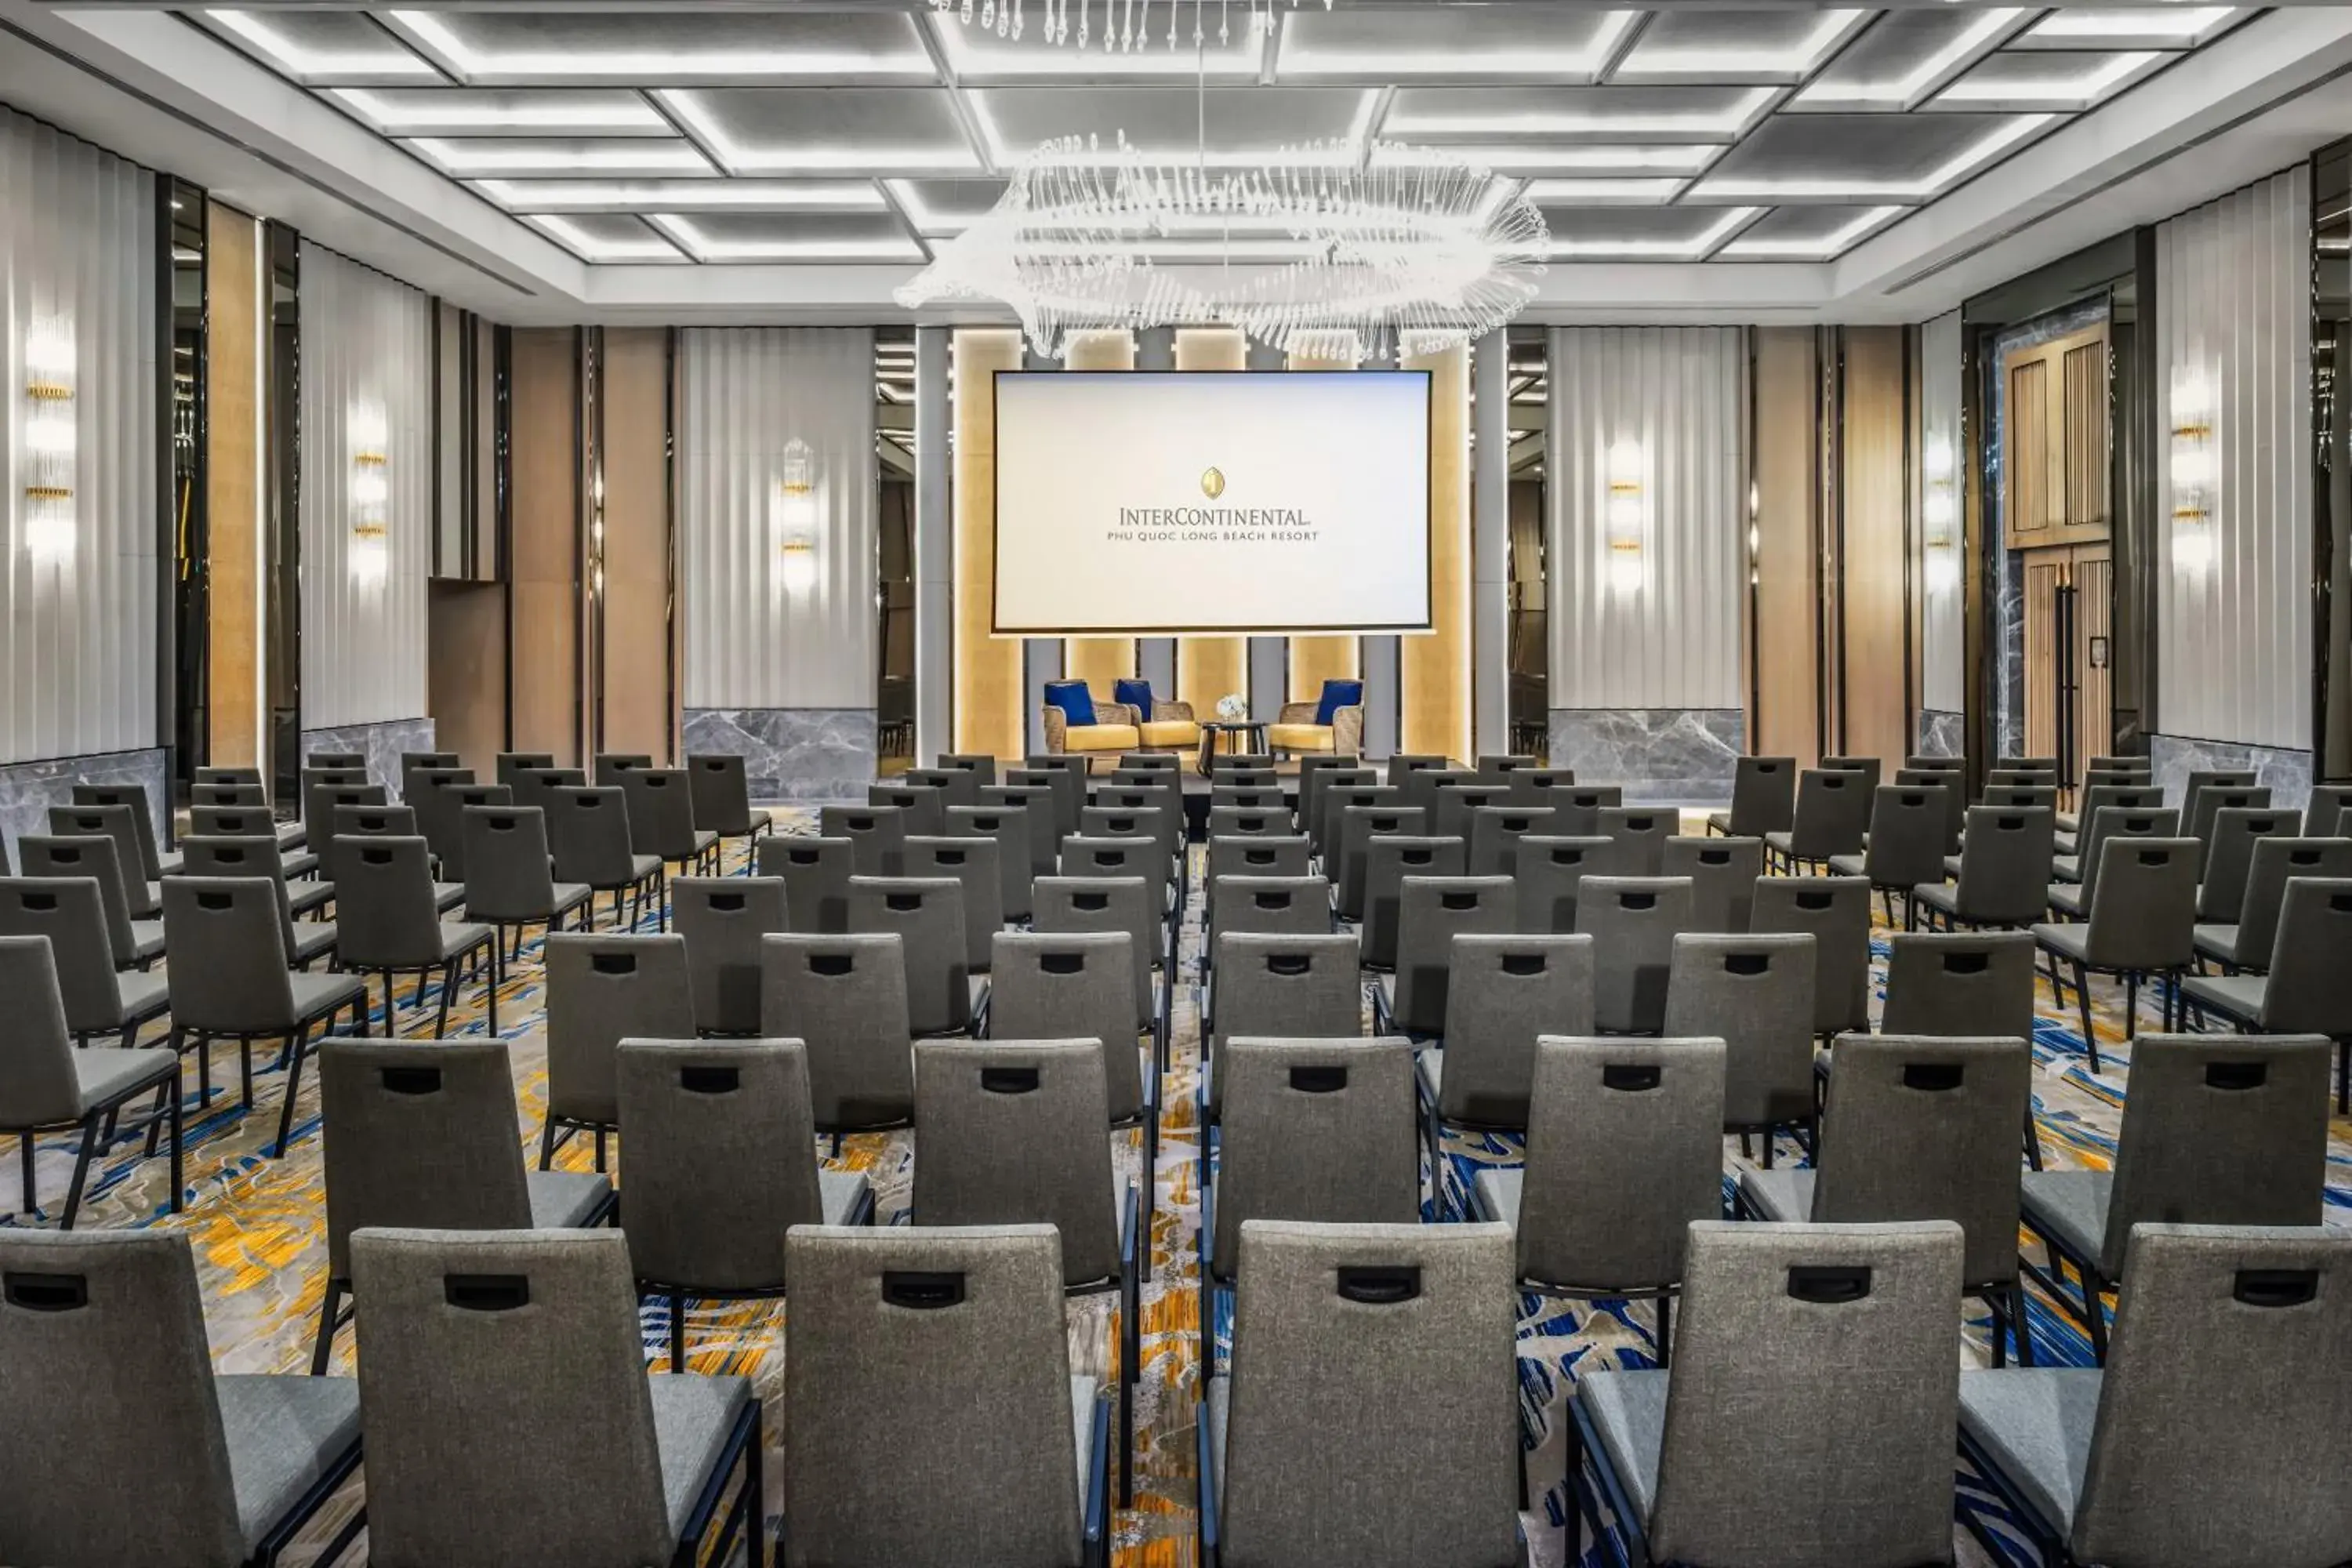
2168,368,2215,575
773,437,819,595
21,321,75,563
1603,435,1646,596
1922,432,1958,595
349,405,390,588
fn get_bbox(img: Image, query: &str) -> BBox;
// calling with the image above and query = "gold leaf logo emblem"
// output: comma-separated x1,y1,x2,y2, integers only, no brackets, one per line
1200,466,1225,499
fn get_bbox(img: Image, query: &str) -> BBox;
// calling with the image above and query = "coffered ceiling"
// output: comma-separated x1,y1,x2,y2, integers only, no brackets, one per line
172,2,2255,265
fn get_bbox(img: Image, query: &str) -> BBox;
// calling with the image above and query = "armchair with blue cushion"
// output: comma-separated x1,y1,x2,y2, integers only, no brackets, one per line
1041,679,1200,759
1267,680,1364,759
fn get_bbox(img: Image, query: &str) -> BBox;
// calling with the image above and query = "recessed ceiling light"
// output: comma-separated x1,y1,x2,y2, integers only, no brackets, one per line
1934,52,2161,107
659,91,983,174
1384,86,1777,140
206,9,437,79
1280,10,1638,79
1548,207,1759,259
1720,205,1907,257
1793,9,2024,106
527,213,686,262
407,139,716,176
1521,177,1687,205
938,11,1266,77
331,89,668,133
1374,143,1722,175
2020,7,2234,46
648,213,925,262
1617,10,1869,80
475,178,889,212
1690,114,2053,199
386,10,935,81
964,89,1377,169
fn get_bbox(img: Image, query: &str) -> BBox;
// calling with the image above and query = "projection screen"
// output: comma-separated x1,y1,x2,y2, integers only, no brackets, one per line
992,369,1432,635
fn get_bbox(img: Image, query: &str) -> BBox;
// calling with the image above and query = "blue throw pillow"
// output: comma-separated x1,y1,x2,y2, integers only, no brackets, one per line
1315,679,1364,726
1044,680,1097,728
1113,678,1156,717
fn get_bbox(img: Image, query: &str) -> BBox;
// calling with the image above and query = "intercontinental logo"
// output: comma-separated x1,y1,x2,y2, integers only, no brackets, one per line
1112,462,1316,535
1200,466,1225,499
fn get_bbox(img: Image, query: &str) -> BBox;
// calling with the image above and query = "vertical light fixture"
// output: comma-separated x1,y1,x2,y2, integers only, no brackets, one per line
21,321,76,562
2168,367,2215,574
1922,431,1958,594
349,403,390,587
1604,434,1646,595
773,436,818,594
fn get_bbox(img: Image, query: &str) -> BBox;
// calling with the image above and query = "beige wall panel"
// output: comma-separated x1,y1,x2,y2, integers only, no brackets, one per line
427,582,506,775
1061,330,1138,691
600,328,673,759
1751,328,1819,764
1401,339,1471,762
1284,341,1362,703
509,328,580,761
953,329,1025,758
205,205,260,769
1840,326,1911,766
1174,328,1248,710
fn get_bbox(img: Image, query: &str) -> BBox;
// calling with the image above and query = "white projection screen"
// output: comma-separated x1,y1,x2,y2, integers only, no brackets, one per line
993,369,1432,635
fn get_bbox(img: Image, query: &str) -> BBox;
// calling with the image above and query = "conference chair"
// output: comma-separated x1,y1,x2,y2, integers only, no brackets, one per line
1827,782,1951,925
757,833,857,933
1764,768,1867,872
1988,768,2058,790
1205,806,1285,846
1957,1225,2352,1568
1875,928,2049,1168
1403,767,1475,824
332,837,499,1039
1749,875,1874,1039
1203,931,1363,1125
194,764,264,786
307,751,366,771
67,783,173,878
1305,768,1377,855
822,803,909,877
1209,783,1282,813
495,750,555,787
946,804,1036,921
1568,1221,1964,1568
1417,934,1595,1217
941,752,1000,790
459,805,595,972
1060,834,1169,935
1003,764,1079,844
1265,677,1365,758
541,932,695,1171
681,756,776,867
1080,804,1174,886
2190,836,2352,973
907,763,981,811
44,804,159,918
405,764,475,860
617,767,721,878
1820,752,1883,805
986,782,1065,878
1739,1034,2036,1364
592,750,653,785
1200,1221,1519,1568
508,766,589,821
1505,767,1580,809
312,1036,618,1372
1468,1036,1726,1367
546,785,666,929
2053,785,2165,869
1116,746,1184,773
782,1225,1112,1568
0,1230,361,1568
852,876,978,1039
1467,804,1556,878
2033,837,2200,1065
2179,766,2258,808
1664,932,1817,1164
2049,806,2178,916
2304,782,2352,837
1295,753,1361,834
670,876,789,1033
1386,753,1450,789
18,834,164,968
1206,834,1311,931
0,879,171,1048
348,1229,760,1568
869,781,946,837
1361,835,1465,970
1317,784,1401,871
301,783,389,876
1474,753,1537,784
1541,784,1624,839
1705,755,1796,838
1912,804,2056,931
1203,877,1332,980
902,836,1004,973
2181,877,2352,1111
2185,785,2273,874
1660,834,1763,933
1904,753,1964,772
1374,874,1513,1037
616,1036,874,1369
0,938,182,1229
1512,834,1610,935
1432,782,1511,844
329,803,466,916
416,782,509,882
1091,782,1181,870
396,749,462,800
1335,802,1424,919
176,834,337,967
2195,805,2300,923
760,933,916,1146
190,779,267,811
1577,876,1696,1036
1041,677,1145,760
1034,874,1169,1060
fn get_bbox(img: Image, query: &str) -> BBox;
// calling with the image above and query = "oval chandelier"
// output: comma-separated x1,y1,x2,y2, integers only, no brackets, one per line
895,135,1549,361
931,0,1330,49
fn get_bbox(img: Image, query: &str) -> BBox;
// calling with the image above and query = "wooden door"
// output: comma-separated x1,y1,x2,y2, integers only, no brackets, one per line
2002,324,2111,551
2020,545,2112,799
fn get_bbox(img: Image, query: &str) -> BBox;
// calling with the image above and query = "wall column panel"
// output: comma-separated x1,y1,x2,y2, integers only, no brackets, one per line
509,328,582,762
1402,339,1472,763
1174,328,1247,712
205,205,261,770
599,326,673,759
1284,341,1363,709
1751,327,1820,764
1061,329,1138,693
953,328,1025,759
1839,325,1913,764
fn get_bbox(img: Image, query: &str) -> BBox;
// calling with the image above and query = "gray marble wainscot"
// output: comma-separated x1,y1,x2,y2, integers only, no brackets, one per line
2149,734,2313,813
683,709,876,803
1917,709,1965,760
0,746,166,866
300,717,437,797
1548,708,1742,807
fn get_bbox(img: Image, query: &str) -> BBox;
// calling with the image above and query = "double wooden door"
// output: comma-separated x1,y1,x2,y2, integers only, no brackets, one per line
2023,546,2112,796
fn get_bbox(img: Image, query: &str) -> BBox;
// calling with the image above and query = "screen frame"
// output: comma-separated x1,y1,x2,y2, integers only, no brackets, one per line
988,365,1436,637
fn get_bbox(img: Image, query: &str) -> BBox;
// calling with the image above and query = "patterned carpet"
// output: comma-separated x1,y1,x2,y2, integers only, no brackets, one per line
9,807,2349,1566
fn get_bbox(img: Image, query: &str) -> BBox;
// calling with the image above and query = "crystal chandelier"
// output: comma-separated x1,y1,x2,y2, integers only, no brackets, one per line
896,135,1548,361
931,0,1328,50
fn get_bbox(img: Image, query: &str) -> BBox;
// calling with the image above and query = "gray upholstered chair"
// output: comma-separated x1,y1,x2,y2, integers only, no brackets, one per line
2016,1033,2330,1361
1826,783,1950,924
1596,806,1674,878
314,1037,616,1372
1305,771,1378,857
900,837,1003,974
940,751,1000,788
616,766,720,876
2051,784,2163,867
2196,804,2301,923
1417,934,1595,1218
1207,836,1312,924
1469,1036,1726,1366
541,932,694,1171
546,786,664,930
506,764,584,820
1875,928,2045,1168
1749,875,1874,1039
328,803,465,916
1763,768,1868,873
2050,800,2173,908
946,804,1036,921
459,805,594,973
989,930,1145,1121
332,836,499,1039
760,933,916,1143
1432,782,1511,845
395,750,462,799
42,805,161,921
299,783,386,879
1033,876,1165,1056
2192,837,2352,972
1058,834,1167,932
1295,754,1363,839
2185,784,2272,873
615,1036,873,1367
821,804,908,877
2305,782,2352,837
1577,877,1697,1036
1541,785,1623,840
67,783,173,879
494,750,555,787
1474,753,1537,784
1506,768,1581,812
306,751,367,771
685,753,773,860
1003,764,1078,842
1894,767,1968,855
1706,755,1796,838
1570,1221,1964,1568
2034,836,2200,1066
0,1229,361,1567
1664,931,1819,1167
757,833,857,934
850,876,975,1037
348,1227,760,1568
402,766,474,864
1466,804,1556,880
1512,834,1610,935
20,834,165,971
1958,1225,2352,1568
1203,932,1363,1124
2181,877,2352,1113
1200,1221,1519,1568
190,802,314,869
670,876,789,1034
1915,804,2056,931
1385,753,1450,789
0,879,171,1047
1361,835,1464,971
1376,875,1515,1039
1334,804,1422,921
1082,799,1176,885
782,1224,1111,1568
177,833,336,967
985,785,1064,879
1660,835,1763,934
1204,877,1330,974
1208,784,1283,813
416,782,508,883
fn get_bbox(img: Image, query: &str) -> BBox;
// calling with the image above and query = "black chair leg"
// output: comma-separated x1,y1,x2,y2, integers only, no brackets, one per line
60,1110,102,1229
19,1127,34,1211
2013,1283,2036,1367
539,1116,560,1171
434,962,456,1040
310,1277,345,1375
1654,1294,1673,1368
273,1024,313,1159
166,1065,184,1212
2074,961,2100,1073
670,1291,688,1371
594,1127,608,1173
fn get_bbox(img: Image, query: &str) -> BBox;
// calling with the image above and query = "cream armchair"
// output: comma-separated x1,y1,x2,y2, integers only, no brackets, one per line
1268,698,1365,758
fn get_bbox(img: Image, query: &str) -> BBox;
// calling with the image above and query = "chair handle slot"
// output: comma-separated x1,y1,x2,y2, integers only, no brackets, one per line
973,817,1000,830
1288,1065,1348,1093
884,894,923,913
1040,952,1087,975
2290,851,2322,866
2332,895,2352,914
1621,893,1657,912
1500,953,1547,977
1625,816,1656,830
789,850,820,864
1795,891,1832,910
1601,1064,1661,1092
883,1271,966,1310
2136,849,2170,866
21,893,56,912
709,893,746,913
4,1272,87,1312
680,1065,740,1094
1336,1265,1420,1305
1941,953,1991,975
1998,817,2024,829
1786,1265,1871,1304
1245,851,1275,866
361,848,394,865
445,1275,531,1312
981,1066,1040,1094
1266,954,1312,976
1402,851,1433,866
2204,1060,2268,1090
809,953,854,976
1073,893,1109,912
379,1066,443,1095
590,953,638,975
196,891,233,912
1725,953,1771,975
50,849,82,864
1251,891,1293,909
935,851,965,866
2234,1269,2318,1308
1698,850,1730,866
1901,1062,1965,1091
1439,892,1479,911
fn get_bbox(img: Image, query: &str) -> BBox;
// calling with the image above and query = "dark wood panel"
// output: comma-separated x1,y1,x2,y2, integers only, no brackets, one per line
508,328,580,761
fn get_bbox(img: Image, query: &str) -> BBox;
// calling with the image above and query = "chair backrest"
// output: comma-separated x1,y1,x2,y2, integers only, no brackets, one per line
2231,840,2352,969
1595,806,1675,877
614,767,699,859
2254,877,2352,1035
901,837,1004,971
321,800,415,886
1788,768,1869,859
1392,875,1514,1036
949,804,1037,920
1361,835,1466,970
1209,784,1282,812
1862,785,1950,889
0,935,89,1124
851,877,970,1036
912,1038,1119,1287
1117,750,1182,773
1576,876,1697,1034
307,751,367,771
909,764,982,812
494,750,556,786
1540,785,1624,840
425,784,511,880
1517,1036,1726,1290
543,786,638,888
2073,782,2165,837
1879,931,2037,1040
1221,1220,1519,1568
2071,1225,2352,1566
1432,782,1511,844
67,783,162,880
1980,784,2059,811
459,805,558,921
1207,876,1331,954
1000,768,1075,844
684,753,758,835
1725,755,1797,837
506,767,586,823
195,764,264,786
1663,933,1817,1129
2180,768,2258,810
1206,805,1287,841
1647,1221,1962,1567
2082,837,2198,971
1210,834,1312,895
1401,767,1475,822
867,782,945,837
2100,1033,2332,1278
543,933,695,1127
1211,931,1363,1065
1297,754,1362,839
1385,753,1450,789
1031,875,1154,1027
19,833,140,965
1317,785,1400,864
0,880,123,1037
44,804,156,917
1466,804,1556,879
988,931,1138,1120
1986,767,2056,789
1904,753,1963,772
760,933,914,1130
616,1036,824,1291
0,1229,247,1566
349,1228,673,1566
159,876,296,1033
405,765,476,846
1336,803,1425,918
191,780,267,809
1436,934,1595,1128
1512,834,1610,935
332,836,448,971
1473,753,1537,784
822,804,909,877
176,833,301,960
1813,1035,2031,1287
985,784,1065,877
397,752,463,799
1055,833,1163,924
2073,805,2179,900
2187,786,2273,866
1504,768,1580,811
319,1038,535,1277
1305,766,1377,852
2303,782,2352,837
2197,806,2300,922
1213,1040,1419,1279
757,834,857,934
783,1224,1082,1568
1090,784,1179,862
671,876,789,1033
1747,875,1871,1035
1660,834,1764,933
1951,804,2056,926
942,752,1001,787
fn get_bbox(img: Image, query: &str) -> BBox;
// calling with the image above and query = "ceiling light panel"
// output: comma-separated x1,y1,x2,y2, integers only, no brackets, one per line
200,9,438,85
474,178,889,213
649,212,926,263
331,88,673,138
2013,8,2239,51
971,86,1377,164
887,178,1012,236
1717,203,1907,257
658,89,982,175
381,9,935,85
1612,10,1871,85
526,211,687,263
407,137,717,177
1374,142,1724,176
1276,6,1637,82
936,12,1266,81
1519,177,1687,206
1687,111,2051,201
1929,50,2165,112
1383,85,1780,143
1789,9,2026,111
1545,205,1760,259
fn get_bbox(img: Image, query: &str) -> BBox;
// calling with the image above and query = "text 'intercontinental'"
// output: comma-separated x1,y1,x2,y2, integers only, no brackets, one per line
1110,506,1320,543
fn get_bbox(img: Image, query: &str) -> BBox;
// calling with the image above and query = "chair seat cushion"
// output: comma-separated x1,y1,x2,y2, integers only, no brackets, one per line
280,850,321,880
1763,831,1796,855
553,881,594,914
1138,720,1200,747
1911,881,1960,916
2054,830,2078,855
437,921,496,962
2190,924,2242,967
1579,1369,1669,1530
2052,855,2082,883
71,1046,178,1111
1414,1047,1443,1106
1941,853,1964,879
1070,1374,1098,1512
1062,724,1142,753
1205,1372,1230,1517
1470,1166,1521,1226
217,1373,363,1553
2018,1170,2113,1272
290,970,368,1024
2031,922,2092,963
525,1168,615,1229
647,1371,753,1537
276,823,308,851
128,921,166,963
1265,724,1333,753
114,968,172,1025
289,879,333,916
293,923,339,966
1704,812,1731,833
1737,1167,1815,1224
630,855,662,881
1825,853,1866,877
1957,1367,2101,1539
431,882,466,914
158,851,184,877
2179,971,2266,1025
2046,884,2084,917
817,1167,871,1225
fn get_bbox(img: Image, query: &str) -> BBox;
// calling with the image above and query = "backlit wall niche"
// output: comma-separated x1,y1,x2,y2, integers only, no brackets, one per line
21,319,75,563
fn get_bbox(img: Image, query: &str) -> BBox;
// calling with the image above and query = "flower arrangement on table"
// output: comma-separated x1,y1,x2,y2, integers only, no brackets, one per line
1215,694,1248,722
